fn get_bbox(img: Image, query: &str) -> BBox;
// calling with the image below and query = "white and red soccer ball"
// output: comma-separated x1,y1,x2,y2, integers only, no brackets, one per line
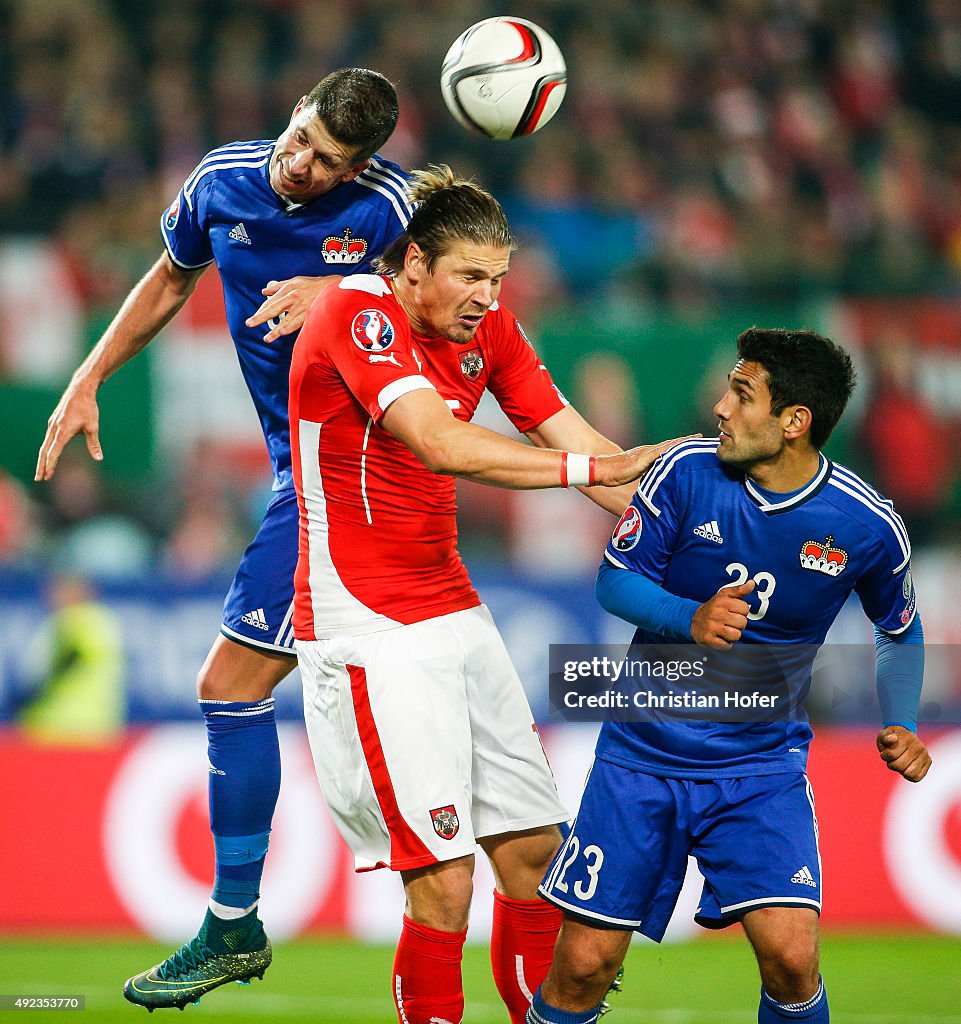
441,17,567,140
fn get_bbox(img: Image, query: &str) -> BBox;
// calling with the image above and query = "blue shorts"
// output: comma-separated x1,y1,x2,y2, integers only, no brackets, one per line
539,757,822,942
221,487,298,657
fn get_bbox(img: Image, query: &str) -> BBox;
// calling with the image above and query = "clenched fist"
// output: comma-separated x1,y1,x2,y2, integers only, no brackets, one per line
691,580,755,649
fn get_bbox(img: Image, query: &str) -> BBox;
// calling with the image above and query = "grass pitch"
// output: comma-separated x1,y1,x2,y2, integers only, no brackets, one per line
1,932,958,1023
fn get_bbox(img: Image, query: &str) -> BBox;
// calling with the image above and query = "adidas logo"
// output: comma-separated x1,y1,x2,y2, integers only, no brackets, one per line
229,222,252,244
241,608,270,631
790,865,817,887
693,520,723,543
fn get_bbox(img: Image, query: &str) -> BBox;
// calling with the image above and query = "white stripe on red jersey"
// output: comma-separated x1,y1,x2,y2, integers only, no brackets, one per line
297,418,404,636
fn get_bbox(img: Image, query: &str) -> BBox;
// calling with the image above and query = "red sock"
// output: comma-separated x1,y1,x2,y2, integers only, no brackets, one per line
490,890,563,1024
392,915,467,1024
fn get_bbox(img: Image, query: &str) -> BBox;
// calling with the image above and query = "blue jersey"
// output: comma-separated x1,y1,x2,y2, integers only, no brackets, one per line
161,140,412,489
600,438,915,778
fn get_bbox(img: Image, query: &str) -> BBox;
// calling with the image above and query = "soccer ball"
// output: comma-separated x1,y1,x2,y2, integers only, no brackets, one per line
440,17,567,140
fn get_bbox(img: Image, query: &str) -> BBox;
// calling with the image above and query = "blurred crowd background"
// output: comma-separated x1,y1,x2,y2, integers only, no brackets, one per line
1,0,960,579
0,0,960,730
2,2,960,953
5,0,961,297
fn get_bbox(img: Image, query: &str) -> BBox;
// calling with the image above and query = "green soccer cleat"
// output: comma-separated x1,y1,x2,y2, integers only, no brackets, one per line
122,910,272,1011
599,964,624,1017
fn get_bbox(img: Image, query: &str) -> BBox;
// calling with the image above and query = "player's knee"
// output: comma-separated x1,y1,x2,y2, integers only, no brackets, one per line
196,664,265,701
544,941,621,1003
403,861,474,932
197,663,229,700
196,650,283,701
572,948,621,988
758,940,820,1001
516,824,563,874
482,824,563,899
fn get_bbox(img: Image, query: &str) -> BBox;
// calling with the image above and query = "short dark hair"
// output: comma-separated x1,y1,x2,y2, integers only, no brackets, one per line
305,68,398,162
375,164,516,275
736,327,857,450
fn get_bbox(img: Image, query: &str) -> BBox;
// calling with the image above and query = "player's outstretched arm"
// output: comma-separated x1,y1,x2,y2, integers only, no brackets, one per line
35,253,203,481
526,406,633,514
382,388,691,490
245,276,343,342
876,726,931,782
690,581,756,650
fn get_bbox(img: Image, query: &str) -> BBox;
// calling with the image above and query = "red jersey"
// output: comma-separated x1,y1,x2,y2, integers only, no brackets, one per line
289,274,567,639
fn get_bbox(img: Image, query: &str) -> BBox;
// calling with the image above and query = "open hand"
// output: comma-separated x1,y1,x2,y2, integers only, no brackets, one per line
245,275,343,342
35,383,102,481
594,435,700,487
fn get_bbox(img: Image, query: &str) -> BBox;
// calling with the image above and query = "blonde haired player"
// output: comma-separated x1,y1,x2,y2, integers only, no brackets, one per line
289,164,687,1024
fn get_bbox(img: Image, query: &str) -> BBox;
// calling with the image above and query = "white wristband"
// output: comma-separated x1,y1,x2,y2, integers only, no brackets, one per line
566,453,592,487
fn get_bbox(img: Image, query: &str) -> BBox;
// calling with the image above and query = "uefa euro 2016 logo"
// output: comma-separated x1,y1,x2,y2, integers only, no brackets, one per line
164,196,181,230
351,309,396,352
612,506,642,551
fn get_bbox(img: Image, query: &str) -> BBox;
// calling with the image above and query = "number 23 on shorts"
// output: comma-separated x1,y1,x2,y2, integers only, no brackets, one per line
551,836,605,901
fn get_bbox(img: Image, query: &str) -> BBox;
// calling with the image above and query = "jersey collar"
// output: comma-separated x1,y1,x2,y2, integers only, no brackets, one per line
743,452,832,515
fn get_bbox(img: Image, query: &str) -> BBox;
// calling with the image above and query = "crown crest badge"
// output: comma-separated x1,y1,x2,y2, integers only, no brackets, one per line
799,535,848,576
322,227,368,264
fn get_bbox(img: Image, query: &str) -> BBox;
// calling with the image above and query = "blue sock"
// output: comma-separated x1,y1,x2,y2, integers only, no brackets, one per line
202,698,281,912
527,986,603,1024
759,978,829,1023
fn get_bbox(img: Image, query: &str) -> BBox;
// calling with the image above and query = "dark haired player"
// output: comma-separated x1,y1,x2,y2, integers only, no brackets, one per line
532,328,930,1024
36,69,412,1009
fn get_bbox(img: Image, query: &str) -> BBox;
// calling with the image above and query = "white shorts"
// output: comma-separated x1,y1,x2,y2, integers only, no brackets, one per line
296,604,569,871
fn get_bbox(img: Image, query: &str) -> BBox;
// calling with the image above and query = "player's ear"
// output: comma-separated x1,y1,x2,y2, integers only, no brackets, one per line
291,96,308,119
783,404,812,440
339,160,370,184
405,243,425,281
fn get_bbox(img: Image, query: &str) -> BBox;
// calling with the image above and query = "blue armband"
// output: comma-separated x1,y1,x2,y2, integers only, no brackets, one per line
595,558,700,641
875,614,924,732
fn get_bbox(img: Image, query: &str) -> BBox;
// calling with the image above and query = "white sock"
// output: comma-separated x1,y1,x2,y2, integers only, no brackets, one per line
208,898,258,920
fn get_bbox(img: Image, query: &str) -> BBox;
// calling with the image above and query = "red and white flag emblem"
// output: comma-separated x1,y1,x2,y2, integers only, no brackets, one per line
430,805,460,840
